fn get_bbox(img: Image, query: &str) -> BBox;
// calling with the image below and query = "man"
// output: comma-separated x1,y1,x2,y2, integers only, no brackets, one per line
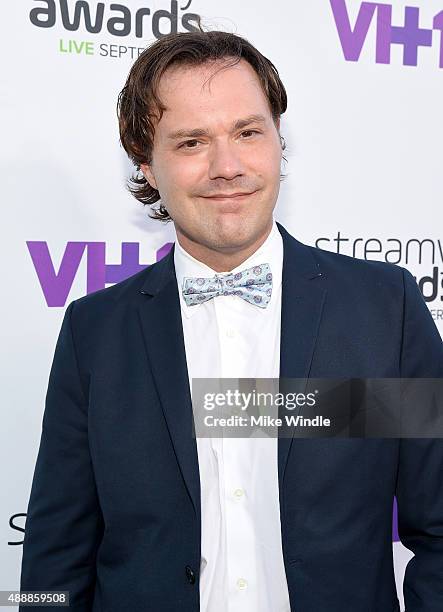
20,30,443,612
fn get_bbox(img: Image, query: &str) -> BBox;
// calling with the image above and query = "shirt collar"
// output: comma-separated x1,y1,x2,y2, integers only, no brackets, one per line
174,219,283,318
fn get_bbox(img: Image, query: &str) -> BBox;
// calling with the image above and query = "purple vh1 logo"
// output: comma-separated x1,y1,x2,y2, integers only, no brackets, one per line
27,241,173,307
330,0,443,67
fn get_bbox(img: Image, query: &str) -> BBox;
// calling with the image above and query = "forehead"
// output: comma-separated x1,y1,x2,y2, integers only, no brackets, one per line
154,58,272,128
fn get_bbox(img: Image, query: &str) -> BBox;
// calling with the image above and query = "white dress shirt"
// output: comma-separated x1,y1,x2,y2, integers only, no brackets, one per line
174,219,291,612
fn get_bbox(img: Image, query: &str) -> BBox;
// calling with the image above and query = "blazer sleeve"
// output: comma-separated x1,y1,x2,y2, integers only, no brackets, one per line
19,300,103,611
395,268,443,611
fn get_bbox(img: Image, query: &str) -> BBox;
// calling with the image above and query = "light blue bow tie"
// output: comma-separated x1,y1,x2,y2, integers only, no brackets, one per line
182,263,273,309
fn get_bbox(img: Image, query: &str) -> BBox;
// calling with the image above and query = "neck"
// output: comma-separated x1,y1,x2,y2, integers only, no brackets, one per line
175,221,274,273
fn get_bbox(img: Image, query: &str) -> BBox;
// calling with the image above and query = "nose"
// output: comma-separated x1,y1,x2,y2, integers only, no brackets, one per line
207,139,245,182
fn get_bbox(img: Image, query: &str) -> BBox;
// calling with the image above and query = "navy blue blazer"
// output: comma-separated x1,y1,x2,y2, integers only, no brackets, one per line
20,222,443,612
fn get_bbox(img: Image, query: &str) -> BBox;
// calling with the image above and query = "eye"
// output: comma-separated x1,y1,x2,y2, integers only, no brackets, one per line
240,130,260,138
179,139,200,149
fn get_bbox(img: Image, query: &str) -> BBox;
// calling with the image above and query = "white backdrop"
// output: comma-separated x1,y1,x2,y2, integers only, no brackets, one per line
2,1,442,610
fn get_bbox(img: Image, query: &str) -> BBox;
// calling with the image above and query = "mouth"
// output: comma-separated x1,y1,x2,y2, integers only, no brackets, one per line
200,191,257,201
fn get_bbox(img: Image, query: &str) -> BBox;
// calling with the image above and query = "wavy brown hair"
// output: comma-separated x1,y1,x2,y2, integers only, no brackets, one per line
117,27,288,222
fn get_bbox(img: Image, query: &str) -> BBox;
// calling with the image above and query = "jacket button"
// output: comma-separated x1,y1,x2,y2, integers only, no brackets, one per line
185,565,196,584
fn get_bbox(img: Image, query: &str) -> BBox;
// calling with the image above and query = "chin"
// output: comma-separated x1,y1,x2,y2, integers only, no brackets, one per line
212,230,258,251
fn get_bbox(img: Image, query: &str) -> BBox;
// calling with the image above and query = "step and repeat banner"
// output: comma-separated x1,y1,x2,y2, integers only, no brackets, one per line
1,1,442,609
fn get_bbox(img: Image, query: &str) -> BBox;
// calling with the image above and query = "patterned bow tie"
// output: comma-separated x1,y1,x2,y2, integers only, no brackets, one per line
182,263,273,309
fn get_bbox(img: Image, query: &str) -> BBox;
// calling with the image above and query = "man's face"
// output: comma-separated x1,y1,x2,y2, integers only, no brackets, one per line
141,58,282,253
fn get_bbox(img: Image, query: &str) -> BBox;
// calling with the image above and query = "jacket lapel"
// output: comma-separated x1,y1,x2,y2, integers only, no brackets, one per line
137,247,201,524
276,222,328,490
136,222,328,522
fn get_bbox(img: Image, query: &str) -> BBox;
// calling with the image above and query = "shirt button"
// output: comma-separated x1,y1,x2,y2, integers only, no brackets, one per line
237,578,248,590
225,328,236,338
233,488,244,498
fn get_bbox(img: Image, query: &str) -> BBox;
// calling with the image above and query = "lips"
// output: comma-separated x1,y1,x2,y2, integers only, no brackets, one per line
201,191,256,199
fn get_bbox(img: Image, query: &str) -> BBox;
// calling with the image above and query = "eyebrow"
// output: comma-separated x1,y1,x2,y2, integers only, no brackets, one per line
166,113,267,140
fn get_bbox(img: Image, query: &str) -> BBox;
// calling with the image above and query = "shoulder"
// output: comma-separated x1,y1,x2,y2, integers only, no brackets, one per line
310,242,406,286
278,221,406,288
66,260,161,336
76,264,152,306
280,221,408,299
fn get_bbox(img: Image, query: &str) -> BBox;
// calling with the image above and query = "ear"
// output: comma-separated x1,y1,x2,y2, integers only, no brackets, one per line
140,163,158,190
